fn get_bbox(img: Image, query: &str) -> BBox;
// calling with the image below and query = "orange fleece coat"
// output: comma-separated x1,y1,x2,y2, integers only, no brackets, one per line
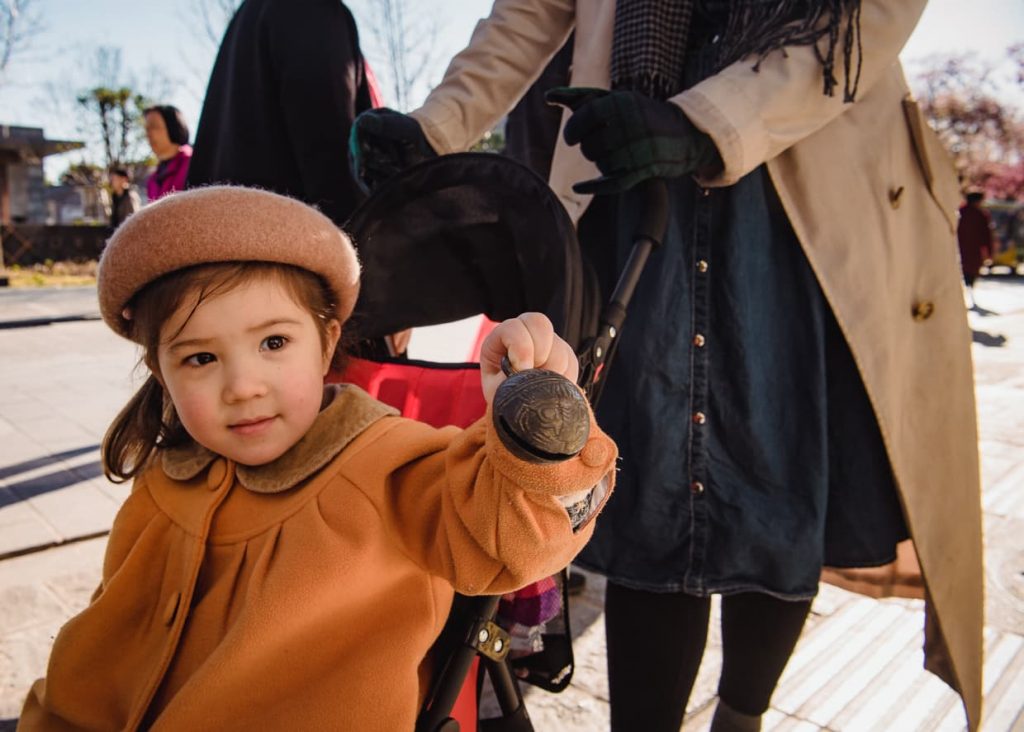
20,385,616,731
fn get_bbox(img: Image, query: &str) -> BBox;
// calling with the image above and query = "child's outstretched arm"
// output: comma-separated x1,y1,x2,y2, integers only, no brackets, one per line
478,312,579,405
330,312,615,595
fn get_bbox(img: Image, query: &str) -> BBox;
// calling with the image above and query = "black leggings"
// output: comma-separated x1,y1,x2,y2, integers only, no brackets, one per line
605,582,812,732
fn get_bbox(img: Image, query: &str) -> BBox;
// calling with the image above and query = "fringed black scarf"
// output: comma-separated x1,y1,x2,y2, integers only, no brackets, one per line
610,0,863,102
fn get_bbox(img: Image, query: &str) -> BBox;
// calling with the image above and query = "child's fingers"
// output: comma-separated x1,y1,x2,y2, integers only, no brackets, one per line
479,313,580,405
514,312,555,371
539,338,580,383
517,314,580,382
479,316,534,375
480,312,579,376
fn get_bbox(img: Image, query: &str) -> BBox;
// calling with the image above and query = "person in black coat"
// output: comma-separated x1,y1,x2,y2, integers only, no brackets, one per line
187,0,375,226
107,167,141,229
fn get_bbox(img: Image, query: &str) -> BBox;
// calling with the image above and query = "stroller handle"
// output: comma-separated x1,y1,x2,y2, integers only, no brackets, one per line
579,178,670,402
634,178,670,250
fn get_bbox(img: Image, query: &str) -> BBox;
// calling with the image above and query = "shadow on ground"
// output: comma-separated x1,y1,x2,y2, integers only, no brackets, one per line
0,444,103,508
0,445,98,481
972,329,1009,347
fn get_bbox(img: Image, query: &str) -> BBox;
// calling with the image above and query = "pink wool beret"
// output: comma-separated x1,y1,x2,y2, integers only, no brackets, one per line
98,186,360,340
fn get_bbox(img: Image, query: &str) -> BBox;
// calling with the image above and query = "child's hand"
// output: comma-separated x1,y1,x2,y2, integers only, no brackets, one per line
479,313,580,405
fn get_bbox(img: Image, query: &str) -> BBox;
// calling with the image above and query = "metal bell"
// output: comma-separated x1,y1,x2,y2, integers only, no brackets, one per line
492,358,591,463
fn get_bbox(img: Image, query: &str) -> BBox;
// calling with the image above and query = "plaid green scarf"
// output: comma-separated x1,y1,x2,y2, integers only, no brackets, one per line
610,0,863,102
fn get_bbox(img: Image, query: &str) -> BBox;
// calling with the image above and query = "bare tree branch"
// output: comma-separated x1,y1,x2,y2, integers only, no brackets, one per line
356,0,445,110
1009,43,1024,88
183,0,243,53
0,0,44,82
176,0,242,103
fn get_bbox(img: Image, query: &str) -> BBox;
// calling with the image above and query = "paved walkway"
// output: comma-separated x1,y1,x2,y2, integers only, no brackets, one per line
0,280,1022,730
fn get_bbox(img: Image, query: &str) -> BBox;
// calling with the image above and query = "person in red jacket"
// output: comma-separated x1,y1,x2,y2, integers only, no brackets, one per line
957,190,993,308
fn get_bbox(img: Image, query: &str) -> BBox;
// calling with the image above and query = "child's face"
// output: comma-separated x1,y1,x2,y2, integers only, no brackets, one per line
155,278,340,466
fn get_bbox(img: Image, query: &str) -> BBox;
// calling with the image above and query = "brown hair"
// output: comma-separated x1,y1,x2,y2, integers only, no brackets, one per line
102,262,346,482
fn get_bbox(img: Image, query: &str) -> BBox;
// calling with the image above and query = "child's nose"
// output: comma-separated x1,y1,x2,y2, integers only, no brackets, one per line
222,364,268,403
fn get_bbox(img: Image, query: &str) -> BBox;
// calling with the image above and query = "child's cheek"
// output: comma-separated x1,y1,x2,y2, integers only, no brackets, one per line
172,389,220,438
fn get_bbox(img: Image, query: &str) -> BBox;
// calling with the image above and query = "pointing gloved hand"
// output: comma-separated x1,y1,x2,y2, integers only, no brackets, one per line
545,87,722,195
348,108,438,193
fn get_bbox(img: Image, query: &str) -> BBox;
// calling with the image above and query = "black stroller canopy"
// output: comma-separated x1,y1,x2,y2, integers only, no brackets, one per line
344,153,589,347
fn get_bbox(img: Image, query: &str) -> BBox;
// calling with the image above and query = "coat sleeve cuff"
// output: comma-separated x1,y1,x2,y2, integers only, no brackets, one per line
560,474,612,532
482,402,617,505
671,79,758,187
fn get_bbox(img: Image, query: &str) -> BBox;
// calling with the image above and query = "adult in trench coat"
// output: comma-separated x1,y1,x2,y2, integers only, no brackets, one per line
397,0,982,727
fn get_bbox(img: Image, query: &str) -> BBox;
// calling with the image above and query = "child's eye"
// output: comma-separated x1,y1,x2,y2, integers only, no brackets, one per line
184,352,216,367
261,335,288,351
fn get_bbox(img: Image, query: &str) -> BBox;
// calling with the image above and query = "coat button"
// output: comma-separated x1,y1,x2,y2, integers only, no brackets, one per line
696,260,709,273
207,459,228,490
889,186,905,209
580,438,610,468
693,334,706,348
911,301,935,321
691,480,705,494
692,412,706,425
163,592,181,626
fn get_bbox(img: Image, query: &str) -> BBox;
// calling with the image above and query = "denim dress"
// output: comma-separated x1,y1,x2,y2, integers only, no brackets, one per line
574,35,908,599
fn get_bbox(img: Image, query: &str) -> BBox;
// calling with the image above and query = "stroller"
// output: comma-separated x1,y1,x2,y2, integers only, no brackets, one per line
330,153,668,731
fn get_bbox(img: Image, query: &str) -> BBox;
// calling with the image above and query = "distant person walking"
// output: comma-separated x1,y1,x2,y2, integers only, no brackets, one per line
107,167,140,228
144,105,192,201
957,190,993,308
186,0,379,227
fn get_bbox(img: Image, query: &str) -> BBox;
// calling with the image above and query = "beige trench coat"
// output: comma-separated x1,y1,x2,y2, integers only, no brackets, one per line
411,0,983,727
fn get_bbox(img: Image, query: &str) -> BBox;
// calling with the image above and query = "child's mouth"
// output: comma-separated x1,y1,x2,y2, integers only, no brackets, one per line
229,416,276,435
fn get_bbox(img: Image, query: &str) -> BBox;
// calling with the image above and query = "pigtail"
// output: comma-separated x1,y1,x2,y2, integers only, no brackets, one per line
101,374,183,482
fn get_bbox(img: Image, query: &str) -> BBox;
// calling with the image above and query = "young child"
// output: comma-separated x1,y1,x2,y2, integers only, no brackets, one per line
19,186,616,731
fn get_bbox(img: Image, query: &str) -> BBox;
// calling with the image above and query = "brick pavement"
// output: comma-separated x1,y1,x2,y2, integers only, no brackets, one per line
1,280,1022,730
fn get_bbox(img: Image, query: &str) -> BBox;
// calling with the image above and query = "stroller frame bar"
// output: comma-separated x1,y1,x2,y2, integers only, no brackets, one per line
579,180,669,402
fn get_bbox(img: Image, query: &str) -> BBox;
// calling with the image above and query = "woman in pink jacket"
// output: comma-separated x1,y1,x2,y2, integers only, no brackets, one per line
144,105,192,201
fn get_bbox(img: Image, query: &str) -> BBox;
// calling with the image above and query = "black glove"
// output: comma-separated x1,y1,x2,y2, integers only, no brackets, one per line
545,87,721,195
348,108,438,193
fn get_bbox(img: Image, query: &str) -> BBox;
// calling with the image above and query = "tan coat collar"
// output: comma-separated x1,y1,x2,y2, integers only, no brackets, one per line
160,384,398,493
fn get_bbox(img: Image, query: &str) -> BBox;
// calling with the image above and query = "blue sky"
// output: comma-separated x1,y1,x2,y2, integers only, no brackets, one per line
1,0,1021,176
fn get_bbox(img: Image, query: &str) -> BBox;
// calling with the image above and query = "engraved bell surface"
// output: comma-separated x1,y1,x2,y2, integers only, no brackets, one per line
492,368,591,463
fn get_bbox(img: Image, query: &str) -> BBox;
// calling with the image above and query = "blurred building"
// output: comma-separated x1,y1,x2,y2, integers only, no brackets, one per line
0,125,84,225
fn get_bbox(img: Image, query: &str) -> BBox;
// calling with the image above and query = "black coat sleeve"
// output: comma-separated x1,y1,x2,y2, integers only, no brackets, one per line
264,0,368,224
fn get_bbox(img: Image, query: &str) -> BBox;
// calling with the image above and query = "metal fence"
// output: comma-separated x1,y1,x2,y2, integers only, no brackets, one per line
0,224,109,267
